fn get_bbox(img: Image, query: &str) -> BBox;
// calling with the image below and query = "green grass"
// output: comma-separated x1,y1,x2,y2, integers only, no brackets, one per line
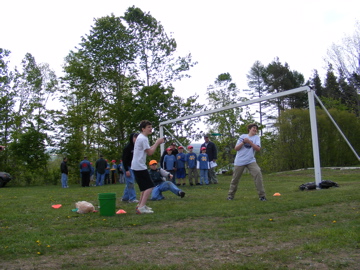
1,168,359,269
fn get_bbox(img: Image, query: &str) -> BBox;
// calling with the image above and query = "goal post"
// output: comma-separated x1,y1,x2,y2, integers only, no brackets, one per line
159,86,322,186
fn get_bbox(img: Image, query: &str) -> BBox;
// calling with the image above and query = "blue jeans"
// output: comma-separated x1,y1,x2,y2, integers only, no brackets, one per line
61,173,68,188
200,169,209,185
151,181,182,200
96,172,105,186
122,169,137,201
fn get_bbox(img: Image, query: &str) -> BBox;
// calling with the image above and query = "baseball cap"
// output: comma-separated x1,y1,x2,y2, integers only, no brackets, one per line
149,160,157,165
201,147,206,150
178,146,184,149
171,142,176,146
111,160,116,163
187,145,193,149
166,147,172,151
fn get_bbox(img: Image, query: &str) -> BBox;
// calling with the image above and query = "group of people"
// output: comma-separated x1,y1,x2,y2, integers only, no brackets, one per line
61,120,267,215
60,156,125,188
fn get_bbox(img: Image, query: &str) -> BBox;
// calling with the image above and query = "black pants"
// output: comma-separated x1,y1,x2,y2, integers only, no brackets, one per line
81,172,90,187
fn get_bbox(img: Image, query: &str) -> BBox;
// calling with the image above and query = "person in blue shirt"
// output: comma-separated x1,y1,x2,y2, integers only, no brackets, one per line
198,147,209,185
162,147,176,184
176,146,186,186
186,145,199,186
79,156,92,187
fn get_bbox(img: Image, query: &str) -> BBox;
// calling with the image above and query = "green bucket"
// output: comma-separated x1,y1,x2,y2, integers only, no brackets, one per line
98,193,116,216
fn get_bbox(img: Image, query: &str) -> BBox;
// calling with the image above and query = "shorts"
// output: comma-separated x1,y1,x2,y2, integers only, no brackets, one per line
133,169,155,192
176,168,186,179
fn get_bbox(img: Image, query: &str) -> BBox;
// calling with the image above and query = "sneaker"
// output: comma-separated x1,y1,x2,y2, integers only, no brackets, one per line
227,197,233,200
121,198,128,202
179,191,186,198
182,183,186,186
136,205,154,214
259,197,267,201
196,183,201,185
128,199,139,203
136,204,152,210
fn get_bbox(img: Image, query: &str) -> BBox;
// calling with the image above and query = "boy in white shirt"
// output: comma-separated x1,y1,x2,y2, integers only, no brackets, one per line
227,123,267,201
131,120,165,214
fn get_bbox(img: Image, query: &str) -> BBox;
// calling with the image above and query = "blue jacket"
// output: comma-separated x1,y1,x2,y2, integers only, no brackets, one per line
186,152,197,169
79,159,92,172
176,152,186,169
163,154,176,171
198,153,209,170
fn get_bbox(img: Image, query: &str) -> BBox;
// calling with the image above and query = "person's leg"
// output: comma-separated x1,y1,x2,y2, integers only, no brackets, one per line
64,174,68,187
151,185,163,200
138,188,153,208
228,166,245,199
247,162,266,198
209,167,218,184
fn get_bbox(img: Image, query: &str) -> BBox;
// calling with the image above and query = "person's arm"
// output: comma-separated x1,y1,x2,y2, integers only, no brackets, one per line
145,138,165,156
243,138,261,152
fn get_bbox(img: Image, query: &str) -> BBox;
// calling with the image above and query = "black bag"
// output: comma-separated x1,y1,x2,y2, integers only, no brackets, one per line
299,180,339,191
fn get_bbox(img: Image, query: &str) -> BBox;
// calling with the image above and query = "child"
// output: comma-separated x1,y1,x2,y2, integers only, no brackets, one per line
198,147,210,185
186,145,198,186
176,146,186,186
110,160,117,184
163,147,177,184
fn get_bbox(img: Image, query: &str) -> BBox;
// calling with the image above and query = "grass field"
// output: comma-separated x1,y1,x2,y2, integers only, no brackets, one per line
0,168,359,269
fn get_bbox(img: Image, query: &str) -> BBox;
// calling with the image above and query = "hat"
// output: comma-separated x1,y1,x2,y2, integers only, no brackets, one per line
111,160,116,163
204,134,209,138
171,142,176,146
166,147,172,151
149,160,158,165
201,147,207,151
178,146,184,149
187,145,193,149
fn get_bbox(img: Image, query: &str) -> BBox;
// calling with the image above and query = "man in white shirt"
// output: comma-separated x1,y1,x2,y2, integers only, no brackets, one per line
227,123,266,201
131,120,165,214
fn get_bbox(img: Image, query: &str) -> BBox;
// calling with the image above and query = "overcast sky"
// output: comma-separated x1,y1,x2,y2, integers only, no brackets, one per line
2,0,359,101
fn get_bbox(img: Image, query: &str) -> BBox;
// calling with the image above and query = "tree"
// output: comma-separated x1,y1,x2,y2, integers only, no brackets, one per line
123,6,197,87
246,60,267,134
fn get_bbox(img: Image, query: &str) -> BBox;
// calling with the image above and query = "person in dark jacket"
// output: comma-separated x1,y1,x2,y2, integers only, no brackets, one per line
95,154,107,186
121,133,139,203
60,157,68,188
201,134,218,184
79,156,92,187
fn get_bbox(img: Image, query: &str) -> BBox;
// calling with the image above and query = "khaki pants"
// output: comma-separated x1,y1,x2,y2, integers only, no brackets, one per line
208,167,218,184
228,162,265,198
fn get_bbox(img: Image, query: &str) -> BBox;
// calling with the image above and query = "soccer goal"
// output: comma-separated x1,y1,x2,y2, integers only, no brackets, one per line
159,86,359,188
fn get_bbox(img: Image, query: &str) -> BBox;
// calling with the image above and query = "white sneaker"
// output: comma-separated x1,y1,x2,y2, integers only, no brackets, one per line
129,199,139,203
136,205,154,214
136,204,152,210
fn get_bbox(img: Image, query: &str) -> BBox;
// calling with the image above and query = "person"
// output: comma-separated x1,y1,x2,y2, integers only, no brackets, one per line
198,147,210,185
60,157,69,188
118,160,125,183
121,133,139,203
104,160,110,185
110,160,117,184
186,145,199,186
95,154,107,186
131,120,165,214
148,160,185,200
227,123,267,201
79,156,92,187
160,142,178,168
176,146,186,186
201,134,218,184
162,147,177,184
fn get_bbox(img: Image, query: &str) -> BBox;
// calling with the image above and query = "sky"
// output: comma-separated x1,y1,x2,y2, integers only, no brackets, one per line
1,0,359,102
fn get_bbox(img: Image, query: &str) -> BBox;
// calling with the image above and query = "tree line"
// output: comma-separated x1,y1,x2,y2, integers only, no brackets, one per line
0,7,359,185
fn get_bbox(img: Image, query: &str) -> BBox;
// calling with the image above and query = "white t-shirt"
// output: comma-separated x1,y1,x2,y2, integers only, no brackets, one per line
234,134,261,166
131,133,150,171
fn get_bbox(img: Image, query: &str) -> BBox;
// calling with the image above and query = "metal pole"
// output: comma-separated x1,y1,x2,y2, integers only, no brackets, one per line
308,88,322,187
160,125,164,154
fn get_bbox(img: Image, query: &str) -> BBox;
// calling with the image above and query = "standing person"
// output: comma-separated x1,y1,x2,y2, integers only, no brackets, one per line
60,157,69,188
186,145,199,186
227,123,267,201
201,134,218,184
131,120,165,214
110,160,117,184
104,160,110,185
176,146,186,186
79,156,92,187
160,142,178,184
198,147,210,185
95,154,107,186
148,160,185,200
163,148,177,184
121,133,139,203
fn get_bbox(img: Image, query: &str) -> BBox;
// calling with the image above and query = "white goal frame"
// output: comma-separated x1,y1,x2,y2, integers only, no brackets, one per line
160,86,321,186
